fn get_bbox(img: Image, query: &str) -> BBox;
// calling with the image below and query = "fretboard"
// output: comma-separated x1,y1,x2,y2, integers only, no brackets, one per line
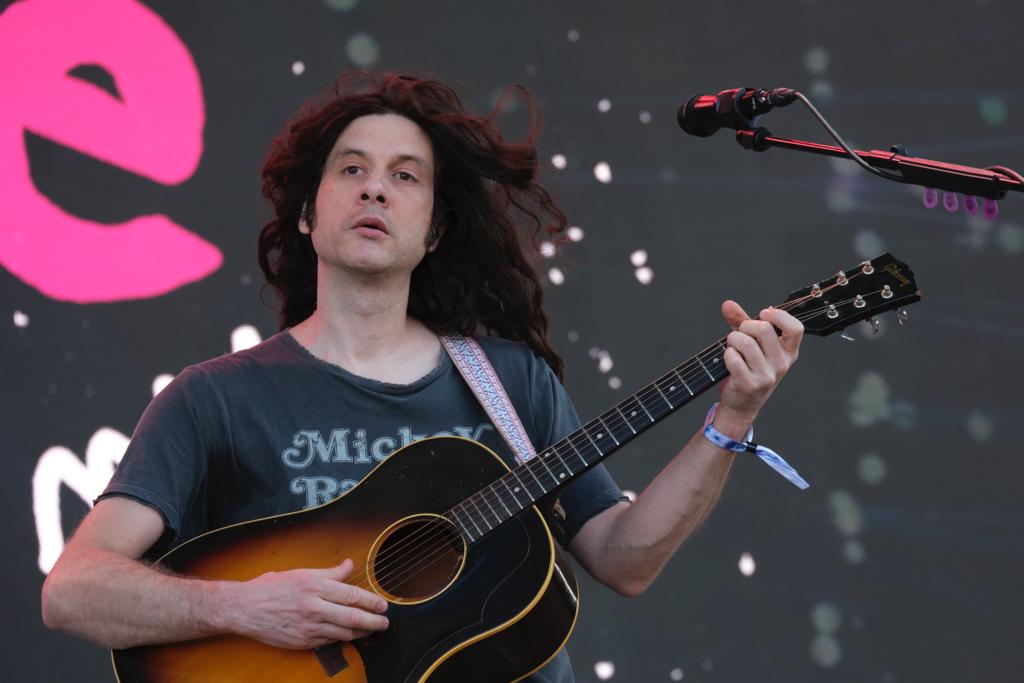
445,338,730,543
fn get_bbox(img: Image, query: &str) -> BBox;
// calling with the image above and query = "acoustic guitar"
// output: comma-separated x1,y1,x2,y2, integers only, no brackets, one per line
112,253,921,682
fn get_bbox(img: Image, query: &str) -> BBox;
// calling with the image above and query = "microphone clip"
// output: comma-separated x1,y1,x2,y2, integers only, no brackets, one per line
735,127,774,152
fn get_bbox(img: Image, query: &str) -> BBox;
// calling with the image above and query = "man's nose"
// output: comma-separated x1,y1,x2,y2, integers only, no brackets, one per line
360,174,387,205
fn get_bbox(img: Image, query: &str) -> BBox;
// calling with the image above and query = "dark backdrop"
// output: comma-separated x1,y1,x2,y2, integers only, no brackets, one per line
4,0,1022,681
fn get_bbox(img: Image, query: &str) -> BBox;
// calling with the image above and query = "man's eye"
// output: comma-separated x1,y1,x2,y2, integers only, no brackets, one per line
395,171,417,182
342,166,361,175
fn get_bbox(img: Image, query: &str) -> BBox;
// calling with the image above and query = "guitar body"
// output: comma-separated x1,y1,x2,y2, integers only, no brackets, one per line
112,437,579,683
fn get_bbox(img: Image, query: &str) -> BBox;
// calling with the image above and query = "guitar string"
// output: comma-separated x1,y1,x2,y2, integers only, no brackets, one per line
349,279,883,594
351,277,888,593
354,282,880,595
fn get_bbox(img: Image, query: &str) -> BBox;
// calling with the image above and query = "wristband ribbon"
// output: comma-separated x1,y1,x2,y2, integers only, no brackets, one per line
703,403,810,490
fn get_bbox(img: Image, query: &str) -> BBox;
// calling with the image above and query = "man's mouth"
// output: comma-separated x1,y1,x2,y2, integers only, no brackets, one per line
351,216,388,234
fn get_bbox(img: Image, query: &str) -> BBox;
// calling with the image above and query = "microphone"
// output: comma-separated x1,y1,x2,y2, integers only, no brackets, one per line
678,87,796,137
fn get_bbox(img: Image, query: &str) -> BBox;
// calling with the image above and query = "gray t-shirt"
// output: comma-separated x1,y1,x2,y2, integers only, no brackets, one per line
101,331,625,682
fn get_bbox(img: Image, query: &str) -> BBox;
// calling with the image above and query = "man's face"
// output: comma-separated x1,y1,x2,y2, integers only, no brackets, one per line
305,113,436,279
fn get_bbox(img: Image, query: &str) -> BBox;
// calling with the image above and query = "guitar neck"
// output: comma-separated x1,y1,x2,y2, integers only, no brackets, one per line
444,251,922,544
446,339,730,543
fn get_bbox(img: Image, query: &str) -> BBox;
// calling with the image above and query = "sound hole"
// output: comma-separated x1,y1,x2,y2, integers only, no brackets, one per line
370,515,465,603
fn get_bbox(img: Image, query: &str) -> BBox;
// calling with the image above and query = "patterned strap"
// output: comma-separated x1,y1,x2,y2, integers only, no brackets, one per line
440,334,538,465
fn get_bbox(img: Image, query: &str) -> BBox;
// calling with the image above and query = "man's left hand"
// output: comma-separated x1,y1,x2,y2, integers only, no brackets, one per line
716,300,803,428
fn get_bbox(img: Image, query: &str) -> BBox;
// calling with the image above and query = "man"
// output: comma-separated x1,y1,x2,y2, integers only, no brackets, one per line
41,72,803,681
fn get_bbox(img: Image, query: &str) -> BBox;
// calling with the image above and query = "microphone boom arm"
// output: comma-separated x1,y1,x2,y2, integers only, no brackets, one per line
735,128,1024,200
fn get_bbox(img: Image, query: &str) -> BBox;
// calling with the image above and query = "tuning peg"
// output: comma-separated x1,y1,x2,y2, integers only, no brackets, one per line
942,192,959,212
923,188,938,208
963,195,980,216
897,309,910,326
840,329,855,342
865,317,880,335
983,198,999,220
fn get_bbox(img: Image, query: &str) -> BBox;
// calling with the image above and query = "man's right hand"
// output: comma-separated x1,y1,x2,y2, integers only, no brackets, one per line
227,558,390,649
42,498,391,651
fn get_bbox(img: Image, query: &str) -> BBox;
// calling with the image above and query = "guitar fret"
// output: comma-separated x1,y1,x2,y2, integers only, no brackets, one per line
642,390,673,421
619,397,652,432
712,353,726,375
604,410,634,442
647,400,670,423
457,502,483,540
652,382,675,410
548,448,574,483
568,439,590,467
448,511,474,541
671,368,694,396
490,484,513,518
467,497,493,531
510,467,537,501
478,492,501,526
635,395,656,422
533,449,561,487
614,407,638,434
696,356,716,382
581,423,602,462
595,417,620,445
521,458,549,496
708,346,728,375
501,476,526,510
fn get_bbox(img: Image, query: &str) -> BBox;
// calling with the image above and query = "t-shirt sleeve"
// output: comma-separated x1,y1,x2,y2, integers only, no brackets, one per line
529,358,628,545
97,366,227,547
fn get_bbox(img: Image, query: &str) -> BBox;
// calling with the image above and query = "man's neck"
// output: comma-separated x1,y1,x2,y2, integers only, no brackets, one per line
289,266,441,385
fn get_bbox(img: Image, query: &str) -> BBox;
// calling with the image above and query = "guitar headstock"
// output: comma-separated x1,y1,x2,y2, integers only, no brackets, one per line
780,253,922,337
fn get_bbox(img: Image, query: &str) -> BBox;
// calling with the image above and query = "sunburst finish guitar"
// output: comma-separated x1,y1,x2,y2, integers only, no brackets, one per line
112,253,921,682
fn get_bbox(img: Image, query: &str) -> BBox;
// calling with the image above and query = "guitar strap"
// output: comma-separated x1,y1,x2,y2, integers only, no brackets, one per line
439,334,538,465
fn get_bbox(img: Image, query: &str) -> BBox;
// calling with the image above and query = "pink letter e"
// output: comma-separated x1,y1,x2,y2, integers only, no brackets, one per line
0,0,221,302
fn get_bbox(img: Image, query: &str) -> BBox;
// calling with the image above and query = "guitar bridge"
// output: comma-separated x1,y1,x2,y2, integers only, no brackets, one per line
314,642,349,677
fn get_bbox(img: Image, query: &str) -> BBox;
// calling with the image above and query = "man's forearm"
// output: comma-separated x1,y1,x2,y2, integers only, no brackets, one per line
585,414,746,595
41,547,233,649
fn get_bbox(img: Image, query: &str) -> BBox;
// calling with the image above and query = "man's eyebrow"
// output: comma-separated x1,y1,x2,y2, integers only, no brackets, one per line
329,147,431,169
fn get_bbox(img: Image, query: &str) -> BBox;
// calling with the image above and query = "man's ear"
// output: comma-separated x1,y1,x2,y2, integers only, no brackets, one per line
425,212,445,252
299,202,313,234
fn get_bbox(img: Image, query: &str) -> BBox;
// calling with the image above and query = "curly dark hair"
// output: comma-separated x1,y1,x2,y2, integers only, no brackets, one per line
258,71,569,377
